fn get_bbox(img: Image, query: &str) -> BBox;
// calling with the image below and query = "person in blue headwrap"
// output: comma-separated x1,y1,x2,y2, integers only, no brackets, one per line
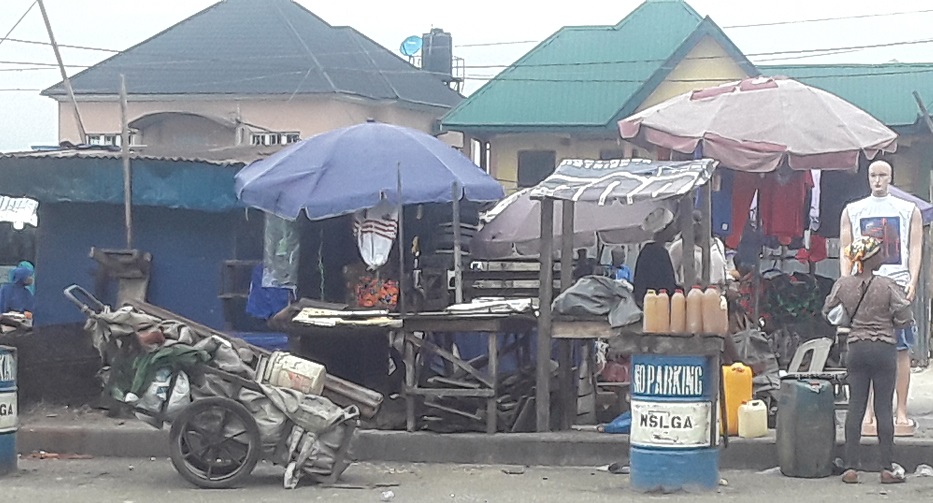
0,266,35,313
13,261,34,295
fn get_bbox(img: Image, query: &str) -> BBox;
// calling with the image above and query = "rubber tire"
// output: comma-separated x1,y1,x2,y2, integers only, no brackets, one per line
169,397,262,489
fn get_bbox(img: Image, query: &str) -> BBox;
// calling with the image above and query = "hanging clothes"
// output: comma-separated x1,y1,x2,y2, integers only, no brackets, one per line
725,170,811,249
353,200,399,269
710,169,734,238
725,172,764,250
759,170,812,246
818,162,871,238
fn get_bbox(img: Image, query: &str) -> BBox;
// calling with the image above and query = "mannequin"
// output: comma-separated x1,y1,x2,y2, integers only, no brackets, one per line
840,160,922,437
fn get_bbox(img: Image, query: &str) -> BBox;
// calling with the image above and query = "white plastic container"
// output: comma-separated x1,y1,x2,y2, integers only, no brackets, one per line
256,351,327,395
738,399,768,438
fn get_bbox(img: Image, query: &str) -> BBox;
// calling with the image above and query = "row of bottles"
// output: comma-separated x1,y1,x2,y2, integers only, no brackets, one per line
643,286,728,335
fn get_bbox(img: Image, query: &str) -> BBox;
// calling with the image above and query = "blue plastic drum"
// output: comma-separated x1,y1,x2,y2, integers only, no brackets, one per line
0,346,16,476
629,354,719,492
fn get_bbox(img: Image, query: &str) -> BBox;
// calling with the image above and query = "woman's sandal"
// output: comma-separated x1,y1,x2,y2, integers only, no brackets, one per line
841,469,859,484
894,418,917,437
881,468,907,484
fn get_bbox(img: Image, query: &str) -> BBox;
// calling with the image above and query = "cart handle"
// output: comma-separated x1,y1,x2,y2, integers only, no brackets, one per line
63,284,106,315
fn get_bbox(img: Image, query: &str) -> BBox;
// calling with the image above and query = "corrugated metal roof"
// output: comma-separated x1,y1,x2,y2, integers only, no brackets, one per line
0,151,247,211
759,63,933,127
0,145,283,165
42,0,462,109
442,1,714,131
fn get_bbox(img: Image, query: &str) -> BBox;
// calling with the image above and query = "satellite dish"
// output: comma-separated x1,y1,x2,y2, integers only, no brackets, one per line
399,35,423,57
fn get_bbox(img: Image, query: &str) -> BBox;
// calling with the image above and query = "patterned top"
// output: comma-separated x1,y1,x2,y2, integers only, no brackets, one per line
823,274,913,344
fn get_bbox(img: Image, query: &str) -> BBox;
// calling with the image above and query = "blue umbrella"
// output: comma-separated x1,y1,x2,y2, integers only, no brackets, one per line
234,122,504,220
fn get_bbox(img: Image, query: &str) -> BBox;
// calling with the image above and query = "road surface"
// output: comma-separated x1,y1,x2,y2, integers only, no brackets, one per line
5,458,933,502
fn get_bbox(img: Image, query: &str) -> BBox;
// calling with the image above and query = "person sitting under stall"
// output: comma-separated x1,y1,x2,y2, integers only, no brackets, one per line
572,249,596,281
0,266,35,314
632,219,678,308
608,247,633,283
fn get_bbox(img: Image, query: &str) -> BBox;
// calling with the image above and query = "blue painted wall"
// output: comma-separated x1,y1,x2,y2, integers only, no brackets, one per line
35,202,239,329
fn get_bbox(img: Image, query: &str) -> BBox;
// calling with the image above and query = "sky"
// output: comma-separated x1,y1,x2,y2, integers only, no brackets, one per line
2,0,933,152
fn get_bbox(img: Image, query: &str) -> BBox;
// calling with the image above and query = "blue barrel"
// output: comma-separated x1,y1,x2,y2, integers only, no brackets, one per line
0,346,16,476
630,354,718,492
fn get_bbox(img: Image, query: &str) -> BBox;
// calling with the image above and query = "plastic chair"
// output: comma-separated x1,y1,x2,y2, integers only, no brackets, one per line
786,338,833,374
781,337,848,409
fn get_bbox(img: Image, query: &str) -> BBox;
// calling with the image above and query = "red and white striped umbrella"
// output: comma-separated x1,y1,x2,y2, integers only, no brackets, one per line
618,76,897,173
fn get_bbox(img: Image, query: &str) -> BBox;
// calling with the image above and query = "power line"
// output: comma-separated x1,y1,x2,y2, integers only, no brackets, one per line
5,34,933,75
0,36,120,53
461,67,933,83
0,1,37,50
457,38,933,70
452,7,933,48
722,7,933,29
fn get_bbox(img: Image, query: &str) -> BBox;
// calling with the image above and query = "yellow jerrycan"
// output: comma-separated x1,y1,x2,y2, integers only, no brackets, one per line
721,362,753,436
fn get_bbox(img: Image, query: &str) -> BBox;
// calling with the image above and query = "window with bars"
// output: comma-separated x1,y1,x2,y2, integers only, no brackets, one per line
86,133,136,147
250,132,301,146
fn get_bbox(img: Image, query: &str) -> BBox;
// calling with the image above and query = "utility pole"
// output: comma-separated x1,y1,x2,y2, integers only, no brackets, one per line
120,75,133,249
37,0,87,143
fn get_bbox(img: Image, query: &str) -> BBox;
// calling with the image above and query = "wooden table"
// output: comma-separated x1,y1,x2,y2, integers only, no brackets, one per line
401,312,537,434
551,317,619,429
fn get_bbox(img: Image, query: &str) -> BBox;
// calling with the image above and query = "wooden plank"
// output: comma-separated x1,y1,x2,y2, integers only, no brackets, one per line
558,339,574,430
406,387,495,398
404,334,416,432
536,197,555,432
404,333,494,388
552,320,617,339
424,400,484,422
487,332,499,434
427,376,482,389
680,196,696,288
404,316,534,334
559,200,574,292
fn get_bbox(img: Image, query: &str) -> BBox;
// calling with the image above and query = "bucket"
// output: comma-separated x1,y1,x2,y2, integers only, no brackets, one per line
0,346,16,476
256,351,327,395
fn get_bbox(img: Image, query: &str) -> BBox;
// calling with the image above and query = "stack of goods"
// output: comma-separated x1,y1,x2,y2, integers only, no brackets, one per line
642,286,728,335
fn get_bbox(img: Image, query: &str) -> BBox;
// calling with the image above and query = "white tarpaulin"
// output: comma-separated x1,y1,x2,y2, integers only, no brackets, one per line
0,196,38,227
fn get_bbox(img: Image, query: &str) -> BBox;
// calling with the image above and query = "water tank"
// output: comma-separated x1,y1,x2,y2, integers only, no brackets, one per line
422,28,453,78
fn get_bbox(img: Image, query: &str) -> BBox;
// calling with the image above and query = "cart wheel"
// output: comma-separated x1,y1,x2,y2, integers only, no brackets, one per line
169,397,262,489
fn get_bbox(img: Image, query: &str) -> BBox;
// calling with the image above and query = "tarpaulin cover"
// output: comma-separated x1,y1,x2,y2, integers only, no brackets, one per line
551,276,641,328
234,122,505,221
529,158,716,205
0,156,241,212
619,76,897,173
891,186,933,225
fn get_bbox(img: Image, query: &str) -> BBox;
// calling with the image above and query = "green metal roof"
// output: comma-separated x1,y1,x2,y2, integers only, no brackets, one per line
442,0,755,133
760,63,933,128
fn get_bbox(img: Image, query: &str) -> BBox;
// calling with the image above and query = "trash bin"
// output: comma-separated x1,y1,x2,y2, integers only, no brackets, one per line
0,345,16,476
628,334,723,492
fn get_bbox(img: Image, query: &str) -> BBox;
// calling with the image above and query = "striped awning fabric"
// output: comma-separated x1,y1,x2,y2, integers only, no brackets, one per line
529,158,717,206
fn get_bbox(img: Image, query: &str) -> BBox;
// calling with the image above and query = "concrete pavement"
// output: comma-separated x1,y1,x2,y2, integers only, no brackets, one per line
6,458,933,503
14,367,933,470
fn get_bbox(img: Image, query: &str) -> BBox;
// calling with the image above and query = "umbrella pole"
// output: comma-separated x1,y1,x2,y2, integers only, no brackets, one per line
753,196,761,325
397,162,406,315
700,181,712,286
452,181,463,304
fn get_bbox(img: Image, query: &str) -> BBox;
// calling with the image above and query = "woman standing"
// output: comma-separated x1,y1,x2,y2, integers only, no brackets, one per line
823,236,912,484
